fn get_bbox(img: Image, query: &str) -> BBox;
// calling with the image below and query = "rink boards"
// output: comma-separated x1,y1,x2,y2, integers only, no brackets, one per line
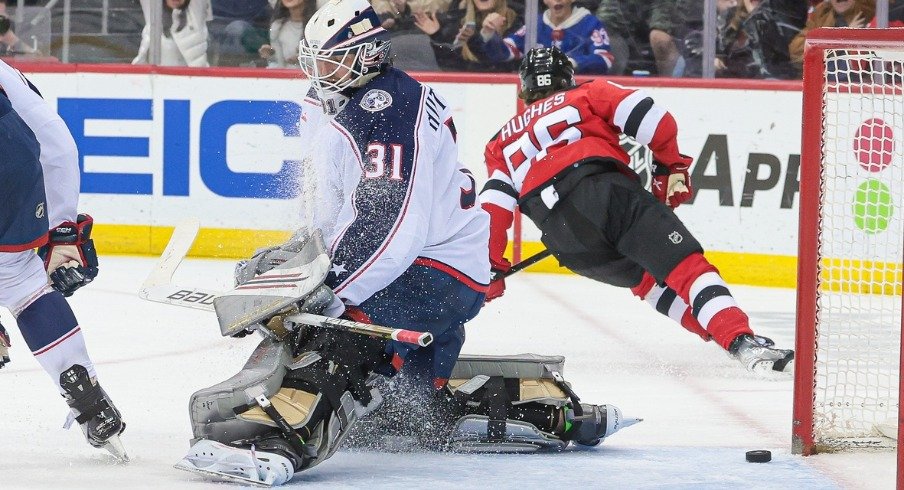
11,63,820,288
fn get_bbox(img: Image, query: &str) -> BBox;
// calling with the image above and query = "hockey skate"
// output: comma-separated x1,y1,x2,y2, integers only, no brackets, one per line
60,364,129,462
728,334,794,377
568,404,642,447
175,439,294,487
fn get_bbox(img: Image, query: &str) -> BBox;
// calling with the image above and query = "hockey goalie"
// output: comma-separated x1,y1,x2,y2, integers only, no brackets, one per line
172,230,639,486
169,0,639,485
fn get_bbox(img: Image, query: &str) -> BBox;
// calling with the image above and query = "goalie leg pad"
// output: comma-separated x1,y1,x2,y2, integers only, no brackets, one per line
187,338,291,444
451,415,567,453
185,329,387,477
446,354,640,451
444,354,570,452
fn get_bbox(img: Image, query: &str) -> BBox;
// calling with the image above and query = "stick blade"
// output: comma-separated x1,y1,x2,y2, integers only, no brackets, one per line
140,285,218,312
138,219,201,301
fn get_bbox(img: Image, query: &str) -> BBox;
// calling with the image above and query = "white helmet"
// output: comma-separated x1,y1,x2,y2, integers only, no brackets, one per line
298,0,391,98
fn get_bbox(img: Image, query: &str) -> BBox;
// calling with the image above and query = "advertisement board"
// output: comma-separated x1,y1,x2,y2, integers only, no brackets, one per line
15,64,810,286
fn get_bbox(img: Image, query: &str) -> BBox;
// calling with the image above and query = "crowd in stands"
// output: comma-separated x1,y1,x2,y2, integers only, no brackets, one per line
3,0,902,78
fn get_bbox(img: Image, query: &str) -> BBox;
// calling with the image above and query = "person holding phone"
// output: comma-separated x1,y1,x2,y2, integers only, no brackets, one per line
454,19,476,48
415,0,521,71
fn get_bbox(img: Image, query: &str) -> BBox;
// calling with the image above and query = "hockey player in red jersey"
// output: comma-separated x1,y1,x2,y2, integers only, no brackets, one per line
480,46,794,376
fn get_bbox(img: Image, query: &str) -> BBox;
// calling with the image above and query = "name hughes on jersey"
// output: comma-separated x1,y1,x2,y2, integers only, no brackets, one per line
500,92,567,141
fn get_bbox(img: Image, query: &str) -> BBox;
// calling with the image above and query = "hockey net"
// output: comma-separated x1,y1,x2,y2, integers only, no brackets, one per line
794,28,904,475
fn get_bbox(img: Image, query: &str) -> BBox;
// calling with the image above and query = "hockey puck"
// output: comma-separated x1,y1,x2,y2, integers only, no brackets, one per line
745,450,771,463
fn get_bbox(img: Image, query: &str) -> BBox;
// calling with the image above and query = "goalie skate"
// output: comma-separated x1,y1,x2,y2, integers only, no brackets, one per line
60,364,129,462
174,439,293,487
568,404,642,447
728,334,794,377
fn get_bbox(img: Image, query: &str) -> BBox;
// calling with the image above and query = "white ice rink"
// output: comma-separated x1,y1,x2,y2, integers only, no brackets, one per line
0,256,896,489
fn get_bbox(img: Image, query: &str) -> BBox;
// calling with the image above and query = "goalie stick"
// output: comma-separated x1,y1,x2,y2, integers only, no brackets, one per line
137,220,432,347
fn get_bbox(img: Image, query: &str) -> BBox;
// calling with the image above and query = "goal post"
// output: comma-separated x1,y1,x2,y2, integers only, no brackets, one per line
793,27,904,482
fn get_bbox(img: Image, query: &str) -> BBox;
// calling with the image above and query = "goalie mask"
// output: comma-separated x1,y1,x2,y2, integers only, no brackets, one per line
298,0,391,99
519,46,575,103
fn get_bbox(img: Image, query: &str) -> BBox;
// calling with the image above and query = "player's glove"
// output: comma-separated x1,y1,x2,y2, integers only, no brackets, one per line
651,158,694,208
0,321,11,369
37,213,99,297
485,259,511,303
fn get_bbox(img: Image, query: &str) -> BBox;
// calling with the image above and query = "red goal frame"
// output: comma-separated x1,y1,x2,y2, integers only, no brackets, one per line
793,28,904,487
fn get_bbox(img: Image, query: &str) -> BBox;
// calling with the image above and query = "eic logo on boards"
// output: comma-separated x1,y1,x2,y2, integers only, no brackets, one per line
59,98,302,199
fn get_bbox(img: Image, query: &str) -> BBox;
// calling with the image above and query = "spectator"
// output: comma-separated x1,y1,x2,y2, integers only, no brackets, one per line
258,0,321,68
790,0,875,68
209,0,272,66
133,0,212,67
415,0,521,71
411,0,467,45
374,0,453,32
370,0,453,70
472,0,614,74
710,0,807,79
595,0,680,76
0,0,40,56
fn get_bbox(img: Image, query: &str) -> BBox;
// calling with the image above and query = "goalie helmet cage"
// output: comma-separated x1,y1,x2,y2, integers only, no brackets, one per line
793,27,904,486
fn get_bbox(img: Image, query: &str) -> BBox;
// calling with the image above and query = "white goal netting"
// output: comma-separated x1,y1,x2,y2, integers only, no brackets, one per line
813,48,904,450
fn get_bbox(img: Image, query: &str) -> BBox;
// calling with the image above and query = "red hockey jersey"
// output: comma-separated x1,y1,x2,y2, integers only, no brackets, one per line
480,79,691,270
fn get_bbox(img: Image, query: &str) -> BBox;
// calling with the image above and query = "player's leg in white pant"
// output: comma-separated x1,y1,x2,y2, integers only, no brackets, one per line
0,251,95,388
0,251,127,459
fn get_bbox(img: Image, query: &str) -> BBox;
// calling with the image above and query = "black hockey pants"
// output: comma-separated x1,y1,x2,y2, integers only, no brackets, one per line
520,161,704,288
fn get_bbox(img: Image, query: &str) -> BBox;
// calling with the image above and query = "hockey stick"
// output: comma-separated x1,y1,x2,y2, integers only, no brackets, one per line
287,313,432,347
137,218,209,310
491,249,552,281
138,220,432,347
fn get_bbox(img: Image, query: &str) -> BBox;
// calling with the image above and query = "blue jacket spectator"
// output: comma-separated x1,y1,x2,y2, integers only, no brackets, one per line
471,0,614,74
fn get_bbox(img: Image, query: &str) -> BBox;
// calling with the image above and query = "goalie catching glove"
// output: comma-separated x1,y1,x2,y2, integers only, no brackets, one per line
37,213,99,296
651,157,693,208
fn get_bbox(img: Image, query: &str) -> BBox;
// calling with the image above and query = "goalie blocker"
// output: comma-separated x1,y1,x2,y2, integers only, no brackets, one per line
177,337,641,486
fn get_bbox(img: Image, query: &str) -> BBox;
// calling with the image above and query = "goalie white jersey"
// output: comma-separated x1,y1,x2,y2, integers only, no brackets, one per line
297,68,490,306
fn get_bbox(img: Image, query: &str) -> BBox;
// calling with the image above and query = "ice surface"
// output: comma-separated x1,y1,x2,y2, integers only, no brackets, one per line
0,256,895,489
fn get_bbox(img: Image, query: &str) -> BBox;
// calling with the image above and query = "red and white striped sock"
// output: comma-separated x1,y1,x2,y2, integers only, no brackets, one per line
664,253,753,349
631,272,710,341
